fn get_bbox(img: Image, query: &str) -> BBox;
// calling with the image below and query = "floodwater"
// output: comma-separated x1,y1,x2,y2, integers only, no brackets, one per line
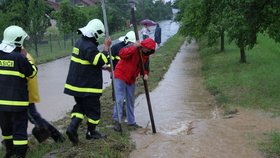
129,41,280,158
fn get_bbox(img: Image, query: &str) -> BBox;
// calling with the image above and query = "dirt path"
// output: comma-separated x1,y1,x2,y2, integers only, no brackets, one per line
129,41,280,158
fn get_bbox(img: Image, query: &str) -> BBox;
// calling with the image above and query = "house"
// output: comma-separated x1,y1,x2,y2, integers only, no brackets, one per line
46,0,60,11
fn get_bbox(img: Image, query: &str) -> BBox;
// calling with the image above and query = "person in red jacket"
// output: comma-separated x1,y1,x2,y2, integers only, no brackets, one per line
112,38,156,132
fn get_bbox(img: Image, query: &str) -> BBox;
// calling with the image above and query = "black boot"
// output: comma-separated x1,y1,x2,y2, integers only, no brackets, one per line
66,117,82,145
86,123,107,140
14,145,28,158
47,124,65,143
3,140,14,158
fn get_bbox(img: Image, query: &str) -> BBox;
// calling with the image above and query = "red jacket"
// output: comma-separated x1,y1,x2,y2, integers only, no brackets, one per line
114,38,156,84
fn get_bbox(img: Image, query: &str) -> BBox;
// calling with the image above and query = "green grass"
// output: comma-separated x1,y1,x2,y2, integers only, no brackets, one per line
198,34,280,157
199,34,280,114
0,33,185,157
260,132,280,158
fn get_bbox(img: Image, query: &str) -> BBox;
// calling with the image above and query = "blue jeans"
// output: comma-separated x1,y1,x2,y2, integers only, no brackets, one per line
112,78,136,124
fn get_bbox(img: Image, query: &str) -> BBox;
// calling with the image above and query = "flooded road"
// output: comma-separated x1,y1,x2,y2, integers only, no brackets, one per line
129,41,280,158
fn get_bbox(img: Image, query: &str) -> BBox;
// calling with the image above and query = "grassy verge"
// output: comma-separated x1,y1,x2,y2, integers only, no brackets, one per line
199,34,280,114
260,132,280,158
0,34,185,157
198,34,280,157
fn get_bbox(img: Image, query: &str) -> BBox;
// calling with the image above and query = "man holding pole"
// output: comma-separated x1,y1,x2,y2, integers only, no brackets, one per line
112,37,156,132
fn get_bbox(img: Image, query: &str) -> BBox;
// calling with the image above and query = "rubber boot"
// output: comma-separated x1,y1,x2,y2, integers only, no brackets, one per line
3,140,14,158
14,145,28,158
47,124,65,143
66,117,82,145
86,123,107,140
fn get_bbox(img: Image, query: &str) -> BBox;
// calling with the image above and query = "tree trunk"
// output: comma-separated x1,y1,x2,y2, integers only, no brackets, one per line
35,41,38,57
49,34,53,53
71,32,74,46
240,47,246,63
34,35,38,57
63,33,66,49
220,30,224,52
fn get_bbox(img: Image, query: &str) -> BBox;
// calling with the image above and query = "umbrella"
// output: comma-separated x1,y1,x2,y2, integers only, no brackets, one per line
140,19,157,26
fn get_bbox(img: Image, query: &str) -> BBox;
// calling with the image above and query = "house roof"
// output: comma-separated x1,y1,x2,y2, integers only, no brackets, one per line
46,0,60,10
81,0,98,6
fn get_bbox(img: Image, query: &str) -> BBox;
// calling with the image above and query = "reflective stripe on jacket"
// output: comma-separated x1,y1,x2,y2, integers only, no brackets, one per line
0,49,38,112
110,41,126,69
64,36,108,97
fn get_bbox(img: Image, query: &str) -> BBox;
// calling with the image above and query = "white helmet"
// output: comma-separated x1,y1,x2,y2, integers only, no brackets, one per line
0,25,29,53
118,31,136,44
78,19,105,40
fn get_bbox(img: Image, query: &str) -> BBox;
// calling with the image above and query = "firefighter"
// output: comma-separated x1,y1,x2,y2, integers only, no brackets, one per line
0,25,37,158
19,48,65,143
64,19,112,145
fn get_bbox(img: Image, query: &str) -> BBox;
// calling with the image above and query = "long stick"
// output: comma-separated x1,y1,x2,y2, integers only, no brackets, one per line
101,0,122,133
129,0,156,133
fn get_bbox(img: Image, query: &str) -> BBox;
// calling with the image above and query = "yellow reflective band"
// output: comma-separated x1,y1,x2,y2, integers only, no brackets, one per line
71,112,84,119
71,56,91,65
65,84,103,94
101,54,108,64
88,118,100,125
28,64,37,78
2,135,13,140
0,70,25,78
115,56,120,60
0,60,14,67
93,53,101,65
13,140,28,145
0,100,29,106
73,47,79,55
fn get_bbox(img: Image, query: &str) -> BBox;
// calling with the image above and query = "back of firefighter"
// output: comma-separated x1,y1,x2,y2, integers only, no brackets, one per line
64,19,112,145
0,25,37,158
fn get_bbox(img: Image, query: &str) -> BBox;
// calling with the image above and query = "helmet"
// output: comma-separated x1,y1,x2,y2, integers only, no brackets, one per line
118,31,136,44
78,19,105,40
2,25,28,47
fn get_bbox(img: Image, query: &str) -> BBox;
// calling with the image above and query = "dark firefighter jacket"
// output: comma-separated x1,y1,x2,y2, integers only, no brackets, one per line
64,36,108,97
114,38,156,85
0,49,37,112
110,41,126,69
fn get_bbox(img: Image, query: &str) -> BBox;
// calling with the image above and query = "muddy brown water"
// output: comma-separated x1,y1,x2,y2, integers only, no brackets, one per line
129,41,280,158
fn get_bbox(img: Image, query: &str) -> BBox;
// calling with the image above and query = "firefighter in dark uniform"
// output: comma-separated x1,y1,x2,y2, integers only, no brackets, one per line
0,25,37,158
64,19,112,145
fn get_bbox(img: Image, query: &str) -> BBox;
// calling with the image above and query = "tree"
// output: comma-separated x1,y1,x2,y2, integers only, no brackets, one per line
176,0,280,63
55,1,87,47
27,0,49,57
